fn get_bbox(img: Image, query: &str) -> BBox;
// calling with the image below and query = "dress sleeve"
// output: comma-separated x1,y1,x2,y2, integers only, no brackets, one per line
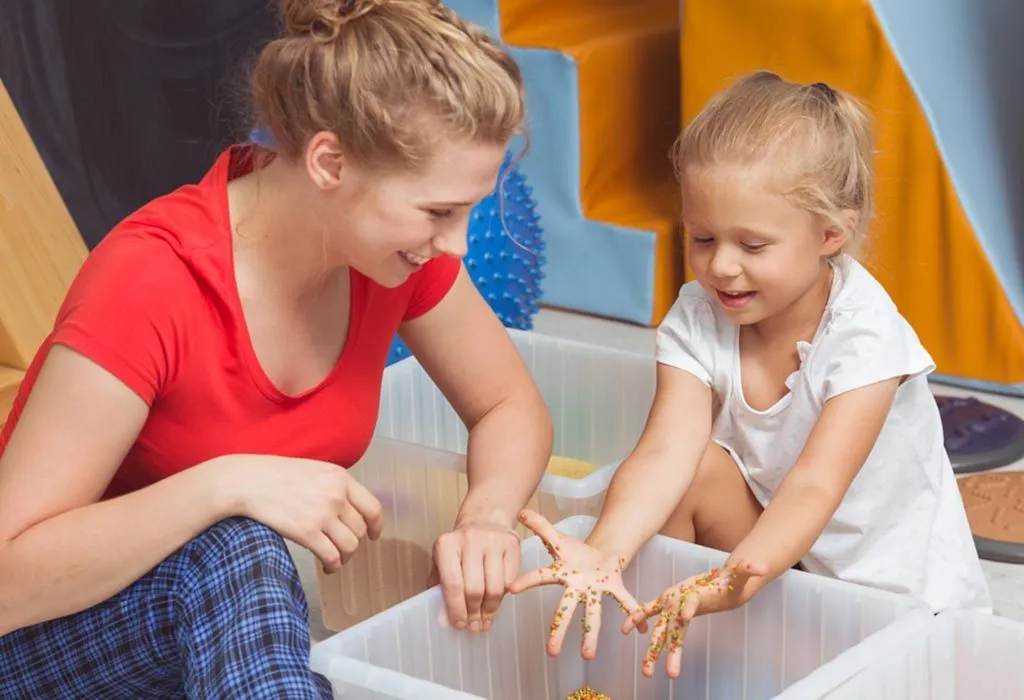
818,307,936,402
655,285,718,386
50,235,192,405
402,254,463,321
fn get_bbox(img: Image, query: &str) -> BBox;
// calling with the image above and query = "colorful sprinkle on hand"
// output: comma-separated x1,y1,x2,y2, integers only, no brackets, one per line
508,509,642,660
624,560,765,680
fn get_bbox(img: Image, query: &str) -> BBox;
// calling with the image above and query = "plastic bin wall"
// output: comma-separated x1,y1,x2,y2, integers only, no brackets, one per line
310,516,930,699
376,329,656,475
318,438,634,632
787,609,1024,699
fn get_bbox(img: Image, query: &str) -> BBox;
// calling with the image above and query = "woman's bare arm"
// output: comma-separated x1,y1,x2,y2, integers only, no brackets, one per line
0,345,233,635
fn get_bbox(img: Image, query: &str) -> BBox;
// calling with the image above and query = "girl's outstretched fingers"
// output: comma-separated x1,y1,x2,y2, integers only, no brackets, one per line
508,562,559,594
517,509,563,554
664,615,693,680
621,597,661,635
641,610,670,678
546,588,580,656
581,589,603,659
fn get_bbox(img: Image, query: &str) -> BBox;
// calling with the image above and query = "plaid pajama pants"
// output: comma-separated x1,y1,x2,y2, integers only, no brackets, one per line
0,517,333,699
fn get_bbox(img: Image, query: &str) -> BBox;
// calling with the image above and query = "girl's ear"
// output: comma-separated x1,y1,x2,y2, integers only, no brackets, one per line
823,209,857,256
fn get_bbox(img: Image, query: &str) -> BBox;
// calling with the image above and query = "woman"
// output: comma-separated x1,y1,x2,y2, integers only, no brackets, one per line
0,0,552,697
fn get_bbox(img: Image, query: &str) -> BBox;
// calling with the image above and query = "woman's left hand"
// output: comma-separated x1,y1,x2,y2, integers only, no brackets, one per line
427,514,521,633
623,560,767,679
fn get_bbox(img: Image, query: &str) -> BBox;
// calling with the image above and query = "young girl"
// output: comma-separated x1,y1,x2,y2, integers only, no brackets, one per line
0,0,553,696
511,71,992,680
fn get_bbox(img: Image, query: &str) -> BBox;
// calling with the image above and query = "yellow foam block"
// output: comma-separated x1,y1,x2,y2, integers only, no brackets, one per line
545,455,601,479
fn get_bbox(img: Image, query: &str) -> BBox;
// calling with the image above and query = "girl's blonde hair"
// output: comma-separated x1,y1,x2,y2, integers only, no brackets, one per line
674,71,874,258
250,0,525,172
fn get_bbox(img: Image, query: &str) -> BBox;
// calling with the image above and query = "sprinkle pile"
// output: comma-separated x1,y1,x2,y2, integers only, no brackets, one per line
565,687,610,700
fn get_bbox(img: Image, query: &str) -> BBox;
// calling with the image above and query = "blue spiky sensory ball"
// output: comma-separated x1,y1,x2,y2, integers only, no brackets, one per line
385,152,545,365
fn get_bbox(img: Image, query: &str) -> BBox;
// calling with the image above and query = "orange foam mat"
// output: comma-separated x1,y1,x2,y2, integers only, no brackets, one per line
502,0,684,324
681,0,1024,384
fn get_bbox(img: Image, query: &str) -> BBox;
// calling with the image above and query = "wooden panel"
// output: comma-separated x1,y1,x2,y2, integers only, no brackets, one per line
0,78,88,371
0,365,23,430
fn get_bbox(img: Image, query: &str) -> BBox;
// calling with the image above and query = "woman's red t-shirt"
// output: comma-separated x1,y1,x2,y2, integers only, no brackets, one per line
0,145,461,499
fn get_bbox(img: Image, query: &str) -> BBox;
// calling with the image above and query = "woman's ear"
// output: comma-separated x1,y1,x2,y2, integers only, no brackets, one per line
305,131,345,191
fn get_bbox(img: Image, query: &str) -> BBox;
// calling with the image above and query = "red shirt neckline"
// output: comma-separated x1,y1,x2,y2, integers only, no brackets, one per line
214,145,365,404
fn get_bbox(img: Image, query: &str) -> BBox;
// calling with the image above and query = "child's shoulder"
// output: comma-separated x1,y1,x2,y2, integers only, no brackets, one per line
828,256,902,321
663,280,721,330
810,257,935,399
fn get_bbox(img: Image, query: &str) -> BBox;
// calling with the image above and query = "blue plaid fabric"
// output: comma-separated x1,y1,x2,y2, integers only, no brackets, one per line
0,517,333,699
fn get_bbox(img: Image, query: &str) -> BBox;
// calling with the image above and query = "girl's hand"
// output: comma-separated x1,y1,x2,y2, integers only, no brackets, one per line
508,509,644,659
623,560,767,679
205,454,384,573
427,512,521,633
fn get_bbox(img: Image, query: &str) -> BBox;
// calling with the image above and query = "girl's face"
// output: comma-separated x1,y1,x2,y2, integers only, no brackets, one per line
681,164,846,328
309,136,509,288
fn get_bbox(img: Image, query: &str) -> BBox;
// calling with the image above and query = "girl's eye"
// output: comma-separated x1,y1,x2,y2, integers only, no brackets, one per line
691,236,714,245
742,243,768,253
429,209,453,219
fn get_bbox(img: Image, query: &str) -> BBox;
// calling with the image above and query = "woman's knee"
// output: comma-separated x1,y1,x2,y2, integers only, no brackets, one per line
184,516,295,579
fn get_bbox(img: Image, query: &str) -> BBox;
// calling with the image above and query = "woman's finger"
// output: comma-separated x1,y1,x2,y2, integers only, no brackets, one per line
461,540,486,632
481,547,506,630
337,501,368,542
309,532,343,574
434,535,468,630
581,590,602,660
345,478,384,540
547,588,580,657
502,543,520,587
323,516,361,565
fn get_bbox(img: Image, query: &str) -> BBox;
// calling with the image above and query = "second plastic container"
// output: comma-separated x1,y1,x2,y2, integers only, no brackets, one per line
376,329,657,511
310,515,931,699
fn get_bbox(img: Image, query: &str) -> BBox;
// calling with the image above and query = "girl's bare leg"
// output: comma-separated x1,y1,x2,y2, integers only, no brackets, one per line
659,442,762,552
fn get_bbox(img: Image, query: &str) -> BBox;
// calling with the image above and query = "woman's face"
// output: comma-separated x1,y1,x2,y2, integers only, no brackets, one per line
310,135,509,288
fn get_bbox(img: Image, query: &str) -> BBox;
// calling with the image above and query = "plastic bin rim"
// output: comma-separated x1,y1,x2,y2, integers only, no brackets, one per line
365,435,624,500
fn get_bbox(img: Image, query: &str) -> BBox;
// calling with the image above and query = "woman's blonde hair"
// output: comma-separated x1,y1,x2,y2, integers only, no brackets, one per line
250,0,526,171
674,71,875,258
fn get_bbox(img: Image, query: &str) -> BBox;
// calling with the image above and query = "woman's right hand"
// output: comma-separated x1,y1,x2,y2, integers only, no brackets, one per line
204,454,384,574
508,509,644,659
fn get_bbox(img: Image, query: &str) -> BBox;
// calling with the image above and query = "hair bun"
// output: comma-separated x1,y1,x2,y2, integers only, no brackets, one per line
282,0,384,42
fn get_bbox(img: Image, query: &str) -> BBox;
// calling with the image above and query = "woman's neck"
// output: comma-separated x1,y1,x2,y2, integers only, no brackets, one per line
228,156,348,303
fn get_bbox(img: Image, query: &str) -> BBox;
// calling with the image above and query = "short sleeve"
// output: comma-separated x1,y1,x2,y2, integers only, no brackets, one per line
818,309,936,402
655,284,718,386
50,235,192,405
402,255,463,321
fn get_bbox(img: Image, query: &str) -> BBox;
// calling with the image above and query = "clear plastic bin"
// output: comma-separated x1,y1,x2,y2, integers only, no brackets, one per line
376,329,656,505
318,439,630,632
785,609,1024,699
310,515,930,699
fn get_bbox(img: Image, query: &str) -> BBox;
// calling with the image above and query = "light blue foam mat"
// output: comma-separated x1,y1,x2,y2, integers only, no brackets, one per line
443,0,660,326
869,0,1024,376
